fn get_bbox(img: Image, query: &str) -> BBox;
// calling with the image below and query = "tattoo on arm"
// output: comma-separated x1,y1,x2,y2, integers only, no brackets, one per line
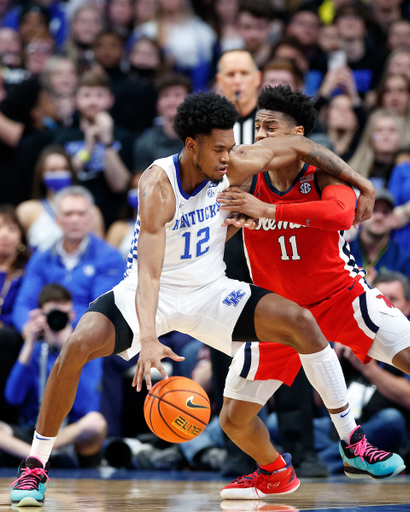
302,139,361,185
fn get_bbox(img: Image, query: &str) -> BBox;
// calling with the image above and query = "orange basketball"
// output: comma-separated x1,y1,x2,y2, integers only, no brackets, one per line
144,376,211,443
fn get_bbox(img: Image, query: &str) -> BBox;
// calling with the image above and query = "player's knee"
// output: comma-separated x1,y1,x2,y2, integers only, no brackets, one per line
219,407,234,436
59,331,96,368
220,401,246,436
291,307,326,352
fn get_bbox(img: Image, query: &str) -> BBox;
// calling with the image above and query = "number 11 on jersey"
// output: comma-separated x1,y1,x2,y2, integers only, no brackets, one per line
278,235,301,261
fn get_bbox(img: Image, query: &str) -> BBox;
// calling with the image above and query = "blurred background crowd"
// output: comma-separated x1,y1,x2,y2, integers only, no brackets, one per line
1,0,410,481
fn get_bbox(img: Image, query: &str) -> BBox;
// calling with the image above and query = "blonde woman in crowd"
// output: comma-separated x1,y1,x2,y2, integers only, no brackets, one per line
42,56,79,127
132,0,217,91
348,109,408,189
65,5,105,74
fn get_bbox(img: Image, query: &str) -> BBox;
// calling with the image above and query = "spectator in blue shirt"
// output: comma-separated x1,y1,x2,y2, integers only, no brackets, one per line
349,188,410,284
12,185,124,333
388,152,410,253
0,284,106,467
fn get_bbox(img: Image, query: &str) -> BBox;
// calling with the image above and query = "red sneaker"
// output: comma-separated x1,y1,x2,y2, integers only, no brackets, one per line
220,454,300,500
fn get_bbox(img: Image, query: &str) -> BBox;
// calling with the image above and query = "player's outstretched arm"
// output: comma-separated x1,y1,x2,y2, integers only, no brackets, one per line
298,137,375,227
228,136,375,226
133,166,184,391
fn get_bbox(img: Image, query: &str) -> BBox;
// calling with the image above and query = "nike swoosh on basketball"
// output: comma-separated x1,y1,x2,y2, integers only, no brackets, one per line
341,409,350,418
186,396,208,409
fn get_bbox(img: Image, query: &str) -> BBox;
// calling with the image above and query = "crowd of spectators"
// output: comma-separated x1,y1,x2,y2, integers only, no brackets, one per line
1,0,410,475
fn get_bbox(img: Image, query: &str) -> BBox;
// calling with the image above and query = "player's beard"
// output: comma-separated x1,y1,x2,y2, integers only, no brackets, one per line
194,158,224,185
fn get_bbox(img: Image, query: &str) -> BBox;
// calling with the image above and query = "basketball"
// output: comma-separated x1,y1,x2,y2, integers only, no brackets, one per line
144,376,211,443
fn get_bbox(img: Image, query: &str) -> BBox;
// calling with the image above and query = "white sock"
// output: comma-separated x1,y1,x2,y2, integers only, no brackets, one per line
299,344,348,410
330,409,357,443
30,431,57,467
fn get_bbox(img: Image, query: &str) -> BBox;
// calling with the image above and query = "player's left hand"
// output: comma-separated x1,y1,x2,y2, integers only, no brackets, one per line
218,187,274,220
354,186,375,228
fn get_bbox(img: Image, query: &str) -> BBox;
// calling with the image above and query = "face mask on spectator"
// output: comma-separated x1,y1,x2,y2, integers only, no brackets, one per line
127,188,139,210
43,170,72,192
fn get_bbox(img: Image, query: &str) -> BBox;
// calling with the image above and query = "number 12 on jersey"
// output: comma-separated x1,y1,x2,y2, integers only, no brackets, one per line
278,235,301,261
181,227,210,259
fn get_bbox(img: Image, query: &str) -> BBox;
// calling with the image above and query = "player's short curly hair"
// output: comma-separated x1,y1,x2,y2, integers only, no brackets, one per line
173,92,239,142
257,85,317,136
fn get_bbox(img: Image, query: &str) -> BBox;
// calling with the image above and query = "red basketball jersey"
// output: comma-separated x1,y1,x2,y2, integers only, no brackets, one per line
244,164,366,307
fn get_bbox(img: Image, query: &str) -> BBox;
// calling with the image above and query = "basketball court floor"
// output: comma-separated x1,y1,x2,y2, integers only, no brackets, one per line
1,468,409,511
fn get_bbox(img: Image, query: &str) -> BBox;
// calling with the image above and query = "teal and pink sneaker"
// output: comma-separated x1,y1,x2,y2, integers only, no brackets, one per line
9,456,51,507
339,425,406,480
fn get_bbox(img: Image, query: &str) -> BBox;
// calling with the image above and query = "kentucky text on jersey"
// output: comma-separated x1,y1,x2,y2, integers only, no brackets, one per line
172,202,221,230
125,154,231,286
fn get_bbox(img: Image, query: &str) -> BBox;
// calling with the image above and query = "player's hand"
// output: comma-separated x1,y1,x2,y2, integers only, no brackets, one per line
218,187,273,219
133,337,184,392
354,186,375,228
222,212,259,229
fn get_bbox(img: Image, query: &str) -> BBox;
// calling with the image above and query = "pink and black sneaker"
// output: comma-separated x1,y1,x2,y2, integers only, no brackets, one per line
9,456,51,507
339,425,406,479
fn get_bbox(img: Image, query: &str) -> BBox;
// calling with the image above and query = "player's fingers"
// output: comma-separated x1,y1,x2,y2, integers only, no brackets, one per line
166,349,185,361
218,196,239,205
156,363,169,381
144,363,153,390
222,218,240,226
220,205,240,211
133,362,143,390
222,186,241,194
221,219,236,226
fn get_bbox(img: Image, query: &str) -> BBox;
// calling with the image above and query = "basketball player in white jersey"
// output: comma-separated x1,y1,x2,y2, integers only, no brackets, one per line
10,92,375,507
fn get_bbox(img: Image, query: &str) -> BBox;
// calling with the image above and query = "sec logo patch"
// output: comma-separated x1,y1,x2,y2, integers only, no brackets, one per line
300,182,311,194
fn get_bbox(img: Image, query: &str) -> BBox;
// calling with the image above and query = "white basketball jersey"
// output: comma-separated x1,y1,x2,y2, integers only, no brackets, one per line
125,153,231,286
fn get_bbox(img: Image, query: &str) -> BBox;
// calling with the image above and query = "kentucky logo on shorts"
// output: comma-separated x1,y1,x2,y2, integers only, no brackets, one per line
222,289,246,307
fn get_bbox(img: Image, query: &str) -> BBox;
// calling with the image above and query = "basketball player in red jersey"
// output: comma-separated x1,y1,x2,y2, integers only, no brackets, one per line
217,85,409,499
